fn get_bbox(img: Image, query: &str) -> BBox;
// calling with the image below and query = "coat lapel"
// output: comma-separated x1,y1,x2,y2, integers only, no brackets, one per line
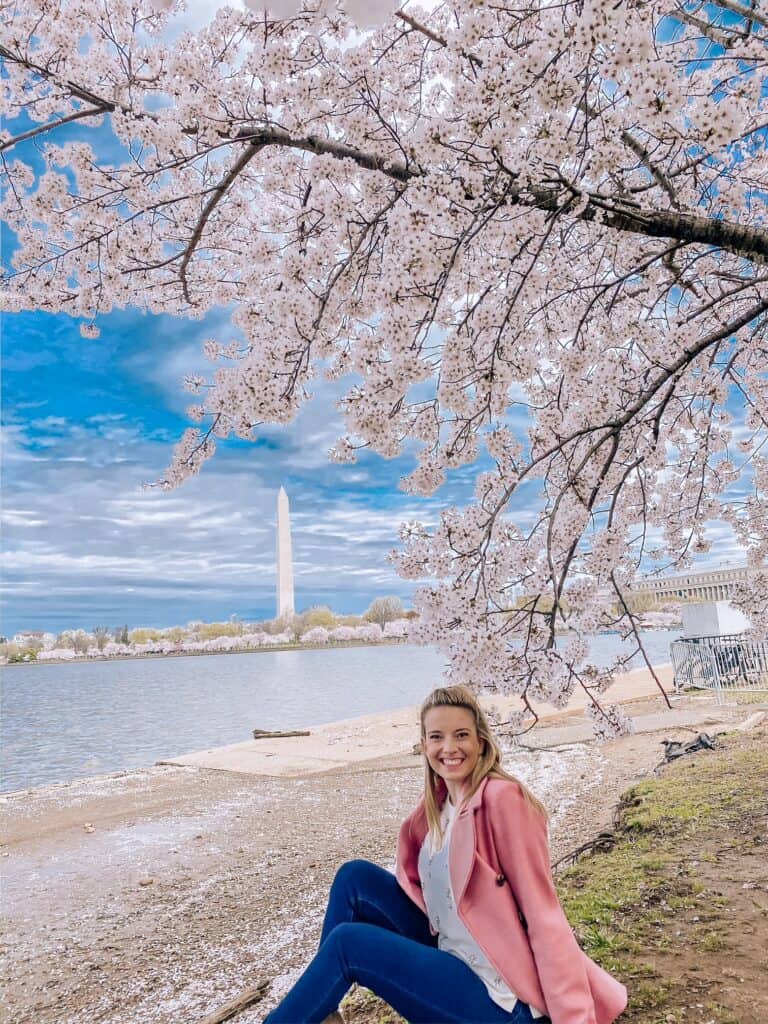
450,777,488,909
399,778,489,914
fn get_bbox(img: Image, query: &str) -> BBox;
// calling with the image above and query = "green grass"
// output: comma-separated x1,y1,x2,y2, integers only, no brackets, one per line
556,736,767,1017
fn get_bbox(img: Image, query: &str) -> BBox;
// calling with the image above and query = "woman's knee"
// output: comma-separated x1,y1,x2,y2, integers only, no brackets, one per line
323,922,364,974
331,858,380,892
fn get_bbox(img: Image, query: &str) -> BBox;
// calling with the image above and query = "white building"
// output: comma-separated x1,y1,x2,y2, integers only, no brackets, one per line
12,630,46,646
631,565,751,604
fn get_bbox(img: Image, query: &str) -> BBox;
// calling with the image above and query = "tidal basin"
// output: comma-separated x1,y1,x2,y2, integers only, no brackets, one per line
1,633,679,793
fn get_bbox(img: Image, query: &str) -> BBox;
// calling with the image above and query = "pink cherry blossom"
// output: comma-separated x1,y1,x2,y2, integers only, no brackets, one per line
2,0,766,737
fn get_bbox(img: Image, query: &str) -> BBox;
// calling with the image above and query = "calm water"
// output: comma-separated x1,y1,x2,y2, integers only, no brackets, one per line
0,632,678,793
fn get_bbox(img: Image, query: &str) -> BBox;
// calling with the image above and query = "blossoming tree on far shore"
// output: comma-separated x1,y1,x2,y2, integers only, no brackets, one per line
2,0,766,735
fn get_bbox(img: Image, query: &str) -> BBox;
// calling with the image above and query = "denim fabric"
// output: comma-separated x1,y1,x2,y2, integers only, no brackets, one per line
264,858,544,1024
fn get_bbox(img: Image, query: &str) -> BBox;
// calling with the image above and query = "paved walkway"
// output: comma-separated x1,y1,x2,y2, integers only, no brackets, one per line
163,664,683,777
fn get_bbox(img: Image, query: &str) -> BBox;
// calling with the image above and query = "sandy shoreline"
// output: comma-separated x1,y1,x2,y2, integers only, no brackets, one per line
2,677,758,1024
160,663,677,778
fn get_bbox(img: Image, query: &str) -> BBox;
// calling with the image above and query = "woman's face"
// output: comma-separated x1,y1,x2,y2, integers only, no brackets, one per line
422,705,484,792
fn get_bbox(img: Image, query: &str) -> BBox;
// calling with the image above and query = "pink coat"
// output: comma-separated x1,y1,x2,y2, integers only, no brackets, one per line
396,776,628,1024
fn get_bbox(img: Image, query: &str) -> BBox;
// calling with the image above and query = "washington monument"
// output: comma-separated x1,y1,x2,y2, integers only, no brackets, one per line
276,487,295,619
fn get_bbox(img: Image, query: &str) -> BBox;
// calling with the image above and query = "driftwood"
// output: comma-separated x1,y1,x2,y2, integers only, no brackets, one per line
197,981,270,1024
252,728,311,739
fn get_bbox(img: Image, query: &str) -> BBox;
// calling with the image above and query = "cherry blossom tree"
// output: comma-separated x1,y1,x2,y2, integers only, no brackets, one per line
365,595,405,626
2,0,767,735
301,625,331,643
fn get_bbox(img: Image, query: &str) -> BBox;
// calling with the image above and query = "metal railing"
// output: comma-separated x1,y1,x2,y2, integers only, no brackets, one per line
671,633,768,703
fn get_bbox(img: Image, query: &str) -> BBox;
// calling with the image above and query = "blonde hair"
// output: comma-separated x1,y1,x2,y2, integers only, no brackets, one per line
419,685,547,843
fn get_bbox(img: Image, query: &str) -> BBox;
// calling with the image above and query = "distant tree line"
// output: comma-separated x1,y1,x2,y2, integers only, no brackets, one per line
1,596,416,663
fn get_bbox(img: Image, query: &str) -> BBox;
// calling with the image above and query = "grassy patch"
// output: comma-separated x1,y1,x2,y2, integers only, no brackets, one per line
732,690,768,704
341,985,406,1024
557,734,768,1020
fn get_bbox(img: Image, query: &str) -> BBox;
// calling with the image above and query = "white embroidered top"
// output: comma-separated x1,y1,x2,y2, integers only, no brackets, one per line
417,798,544,1018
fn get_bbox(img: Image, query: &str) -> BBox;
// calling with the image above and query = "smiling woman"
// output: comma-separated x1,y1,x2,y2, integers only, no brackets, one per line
263,684,627,1024
422,703,485,797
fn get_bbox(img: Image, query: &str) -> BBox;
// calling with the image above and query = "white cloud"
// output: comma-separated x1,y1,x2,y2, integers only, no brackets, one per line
0,403,436,631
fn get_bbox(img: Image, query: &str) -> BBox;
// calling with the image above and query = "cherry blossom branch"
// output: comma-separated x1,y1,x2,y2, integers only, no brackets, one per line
710,0,768,30
394,10,485,69
199,131,768,262
228,132,768,261
230,126,414,181
0,43,121,118
610,572,671,707
673,7,748,47
477,294,768,545
597,120,678,205
4,48,766,262
571,193,767,262
178,142,264,304
0,105,106,151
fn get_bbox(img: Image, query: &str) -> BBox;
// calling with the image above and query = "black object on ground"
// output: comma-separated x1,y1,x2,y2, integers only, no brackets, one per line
661,732,716,762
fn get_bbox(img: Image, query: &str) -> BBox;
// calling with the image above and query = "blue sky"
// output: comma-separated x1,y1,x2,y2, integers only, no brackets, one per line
2,302,476,635
2,292,751,637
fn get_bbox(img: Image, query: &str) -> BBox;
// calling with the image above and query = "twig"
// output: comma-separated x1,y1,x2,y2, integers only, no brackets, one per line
394,10,484,68
551,831,617,872
0,106,106,152
197,981,270,1024
712,0,768,29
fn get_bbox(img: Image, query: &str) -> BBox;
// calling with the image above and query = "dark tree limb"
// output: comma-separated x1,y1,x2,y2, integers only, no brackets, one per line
179,142,264,302
709,0,768,30
0,105,106,151
3,44,767,263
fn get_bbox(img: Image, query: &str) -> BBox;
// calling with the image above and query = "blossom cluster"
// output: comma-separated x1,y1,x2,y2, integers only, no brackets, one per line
3,0,766,736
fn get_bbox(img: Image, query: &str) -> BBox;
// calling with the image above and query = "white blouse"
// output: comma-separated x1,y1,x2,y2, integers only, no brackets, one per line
417,798,544,1018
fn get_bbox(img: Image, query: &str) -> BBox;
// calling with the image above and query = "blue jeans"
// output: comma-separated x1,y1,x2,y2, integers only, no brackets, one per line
264,859,542,1024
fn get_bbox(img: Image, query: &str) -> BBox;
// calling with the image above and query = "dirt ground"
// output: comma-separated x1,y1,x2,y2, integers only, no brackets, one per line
557,717,768,1024
0,694,762,1024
